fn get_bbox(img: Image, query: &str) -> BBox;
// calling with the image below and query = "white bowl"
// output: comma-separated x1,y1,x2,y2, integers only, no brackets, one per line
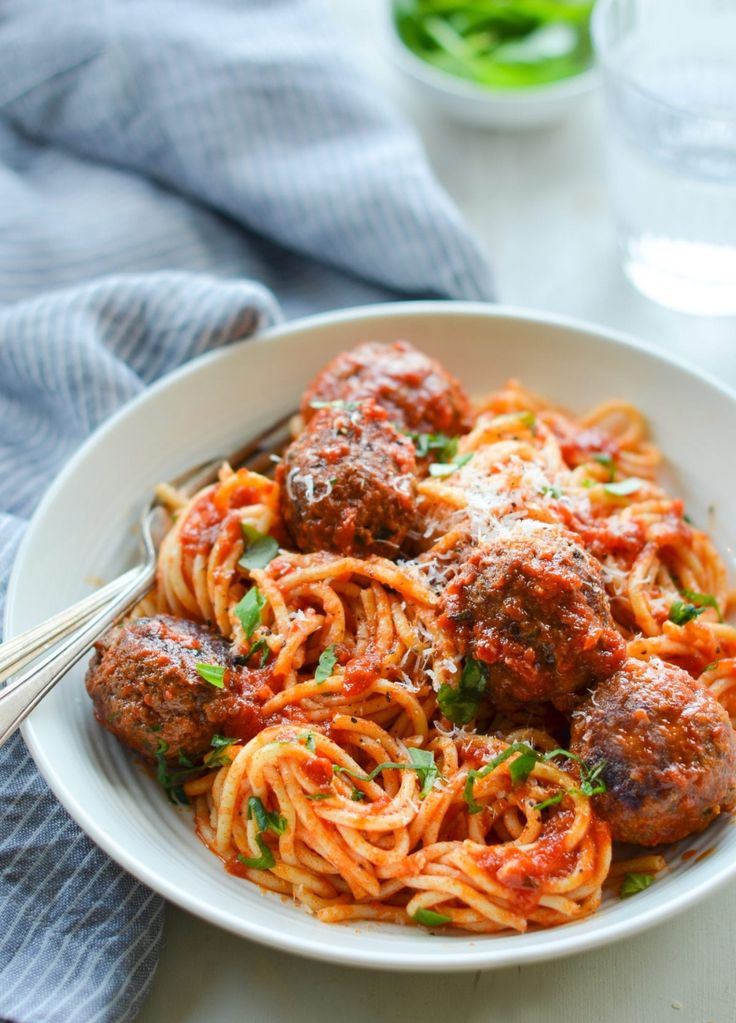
7,302,736,971
384,2,598,128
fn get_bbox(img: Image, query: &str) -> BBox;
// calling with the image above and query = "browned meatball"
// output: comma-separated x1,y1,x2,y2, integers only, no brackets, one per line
301,340,472,436
277,400,417,558
570,658,736,846
440,523,626,704
85,615,260,761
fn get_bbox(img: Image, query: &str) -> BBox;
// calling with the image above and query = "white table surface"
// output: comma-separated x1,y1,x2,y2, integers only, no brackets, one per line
138,4,736,1021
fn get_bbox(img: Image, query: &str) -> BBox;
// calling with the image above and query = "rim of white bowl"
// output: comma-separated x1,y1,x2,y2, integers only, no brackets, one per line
8,300,736,971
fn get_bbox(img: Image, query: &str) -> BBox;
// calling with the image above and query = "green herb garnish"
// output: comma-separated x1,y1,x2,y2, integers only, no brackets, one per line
428,453,473,478
682,589,723,622
237,835,275,871
603,477,645,497
465,744,607,815
540,484,562,499
195,663,225,689
305,793,331,801
245,637,270,667
315,645,338,684
154,740,189,806
407,432,459,461
413,908,452,927
309,399,358,411
239,524,278,571
205,734,238,768
299,731,317,753
669,601,705,626
247,796,287,836
593,452,615,480
463,743,537,815
333,748,440,800
620,872,655,898
234,586,267,638
437,657,488,725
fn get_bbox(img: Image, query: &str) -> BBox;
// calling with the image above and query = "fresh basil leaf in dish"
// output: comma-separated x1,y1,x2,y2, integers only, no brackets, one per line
195,663,225,688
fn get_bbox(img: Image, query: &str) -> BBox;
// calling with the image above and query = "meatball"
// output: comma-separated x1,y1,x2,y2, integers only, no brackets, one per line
440,522,626,704
86,615,250,761
277,400,417,557
570,658,736,846
301,340,472,436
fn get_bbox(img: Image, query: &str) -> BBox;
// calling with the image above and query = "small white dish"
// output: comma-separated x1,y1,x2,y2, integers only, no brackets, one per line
6,301,736,970
384,2,598,128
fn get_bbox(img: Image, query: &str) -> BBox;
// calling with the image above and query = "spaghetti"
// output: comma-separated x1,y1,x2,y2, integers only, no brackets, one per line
92,347,736,934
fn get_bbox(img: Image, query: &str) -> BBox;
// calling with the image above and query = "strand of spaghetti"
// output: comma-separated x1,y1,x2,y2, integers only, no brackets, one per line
272,556,437,607
248,568,290,636
271,610,324,680
402,873,527,931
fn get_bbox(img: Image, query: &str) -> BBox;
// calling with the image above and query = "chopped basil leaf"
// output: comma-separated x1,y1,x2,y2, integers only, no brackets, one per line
620,872,655,898
669,600,705,626
210,734,235,751
541,749,607,798
465,744,606,815
305,792,331,801
333,748,441,800
234,586,266,638
463,743,538,815
309,399,358,411
178,752,193,768
298,731,317,753
437,657,488,725
491,411,536,432
540,484,562,499
508,747,539,785
196,663,225,689
350,788,367,802
428,453,473,478
603,477,645,497
683,512,694,525
413,908,451,927
247,796,287,836
315,645,337,684
205,734,238,769
581,478,595,489
533,792,565,811
407,432,458,462
237,835,275,871
408,747,439,798
682,589,723,622
593,452,615,481
246,637,270,667
239,524,278,571
154,740,189,806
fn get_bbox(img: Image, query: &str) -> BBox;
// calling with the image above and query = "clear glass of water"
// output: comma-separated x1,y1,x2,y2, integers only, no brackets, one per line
593,0,736,316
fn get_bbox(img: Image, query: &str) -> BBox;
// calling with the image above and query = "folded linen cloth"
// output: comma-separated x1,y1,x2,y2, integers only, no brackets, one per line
0,3,492,1021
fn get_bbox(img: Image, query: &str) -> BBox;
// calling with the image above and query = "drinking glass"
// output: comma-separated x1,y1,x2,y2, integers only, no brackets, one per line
592,0,736,316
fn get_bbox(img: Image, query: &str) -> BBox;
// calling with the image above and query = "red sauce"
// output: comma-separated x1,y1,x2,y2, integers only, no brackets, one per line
225,854,250,878
303,755,333,788
343,649,381,697
179,492,223,559
476,809,580,907
681,849,698,861
558,426,619,468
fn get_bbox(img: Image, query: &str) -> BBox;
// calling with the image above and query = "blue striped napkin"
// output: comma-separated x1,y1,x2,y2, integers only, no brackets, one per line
0,2,491,1020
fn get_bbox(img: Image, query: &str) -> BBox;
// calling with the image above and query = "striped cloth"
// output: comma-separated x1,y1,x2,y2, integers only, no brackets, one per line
0,2,491,1021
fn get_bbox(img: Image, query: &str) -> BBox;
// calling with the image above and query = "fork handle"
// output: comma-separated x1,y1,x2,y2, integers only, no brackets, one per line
0,562,156,749
0,568,142,685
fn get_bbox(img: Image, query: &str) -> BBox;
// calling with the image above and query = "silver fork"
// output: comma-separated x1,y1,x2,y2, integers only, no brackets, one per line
0,410,294,748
